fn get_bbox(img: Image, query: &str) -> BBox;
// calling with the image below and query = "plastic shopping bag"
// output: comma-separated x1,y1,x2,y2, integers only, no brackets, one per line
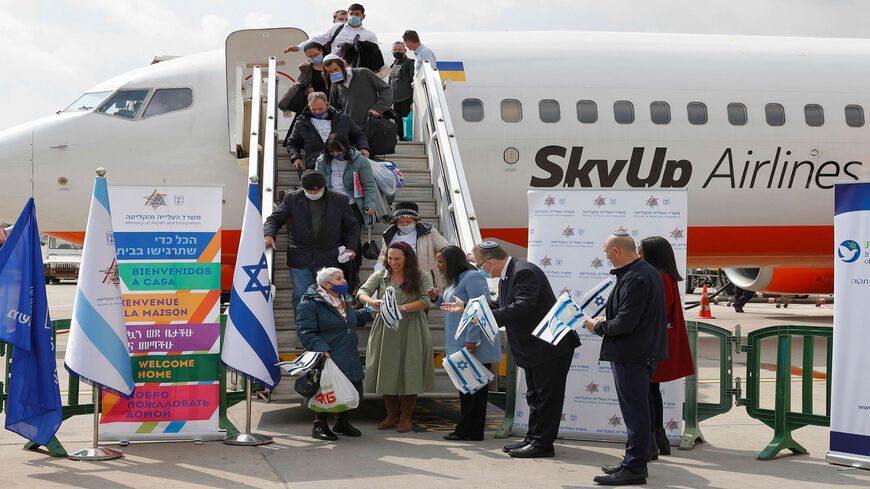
307,358,360,413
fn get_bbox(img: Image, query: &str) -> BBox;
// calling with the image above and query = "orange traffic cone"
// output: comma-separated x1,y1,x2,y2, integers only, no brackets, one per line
697,284,716,319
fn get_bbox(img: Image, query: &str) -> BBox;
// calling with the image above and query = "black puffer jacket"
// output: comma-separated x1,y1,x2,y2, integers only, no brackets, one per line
285,107,369,169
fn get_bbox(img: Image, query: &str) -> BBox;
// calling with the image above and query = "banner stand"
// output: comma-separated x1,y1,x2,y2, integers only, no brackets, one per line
223,379,272,446
68,386,123,461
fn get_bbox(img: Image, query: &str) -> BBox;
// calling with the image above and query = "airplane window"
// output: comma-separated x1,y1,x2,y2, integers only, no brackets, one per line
462,99,484,122
98,90,150,119
804,104,824,127
501,99,522,122
727,103,747,126
576,100,597,123
614,101,634,124
765,103,785,126
62,91,112,113
650,101,670,124
687,102,707,125
845,105,864,127
143,88,193,118
539,99,560,123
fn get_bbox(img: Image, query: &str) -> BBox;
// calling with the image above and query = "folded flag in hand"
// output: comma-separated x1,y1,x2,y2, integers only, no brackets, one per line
578,277,615,319
443,347,494,394
454,295,498,345
533,292,586,345
381,286,402,331
276,351,322,376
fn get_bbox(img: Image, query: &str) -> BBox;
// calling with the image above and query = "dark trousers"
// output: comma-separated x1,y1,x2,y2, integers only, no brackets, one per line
612,361,656,473
649,382,663,432
523,352,573,449
393,99,412,141
454,387,488,439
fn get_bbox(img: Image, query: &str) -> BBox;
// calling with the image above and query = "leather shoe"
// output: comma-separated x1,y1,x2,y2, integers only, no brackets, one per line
601,464,623,475
508,444,554,458
593,467,647,485
502,440,529,453
332,415,361,437
443,432,483,441
312,421,338,441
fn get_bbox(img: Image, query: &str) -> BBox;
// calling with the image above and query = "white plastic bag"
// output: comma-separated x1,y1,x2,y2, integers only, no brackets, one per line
369,158,398,196
307,358,360,413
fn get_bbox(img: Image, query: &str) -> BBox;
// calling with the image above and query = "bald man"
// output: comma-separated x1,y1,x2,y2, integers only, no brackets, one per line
584,233,667,486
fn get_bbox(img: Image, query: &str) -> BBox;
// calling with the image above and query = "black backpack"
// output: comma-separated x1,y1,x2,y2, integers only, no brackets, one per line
342,39,385,72
364,113,397,156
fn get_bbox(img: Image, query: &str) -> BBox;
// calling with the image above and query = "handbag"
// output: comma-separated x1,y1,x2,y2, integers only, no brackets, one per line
361,216,380,259
293,354,327,398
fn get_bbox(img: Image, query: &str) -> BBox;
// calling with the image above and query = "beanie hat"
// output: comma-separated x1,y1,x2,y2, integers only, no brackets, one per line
392,202,419,221
301,170,326,190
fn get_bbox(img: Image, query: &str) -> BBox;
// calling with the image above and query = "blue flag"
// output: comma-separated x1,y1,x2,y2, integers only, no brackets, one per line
0,198,63,446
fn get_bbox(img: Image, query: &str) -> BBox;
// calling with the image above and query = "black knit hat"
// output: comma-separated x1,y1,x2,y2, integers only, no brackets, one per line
392,202,419,221
301,170,326,190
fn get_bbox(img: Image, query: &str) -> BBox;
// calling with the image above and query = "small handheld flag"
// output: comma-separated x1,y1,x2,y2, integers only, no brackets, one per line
455,295,498,345
577,277,615,319
381,286,402,331
443,347,494,394
276,351,323,376
533,293,586,345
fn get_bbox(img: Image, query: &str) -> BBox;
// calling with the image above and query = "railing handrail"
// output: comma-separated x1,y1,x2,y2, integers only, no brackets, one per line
262,58,278,280
412,61,482,253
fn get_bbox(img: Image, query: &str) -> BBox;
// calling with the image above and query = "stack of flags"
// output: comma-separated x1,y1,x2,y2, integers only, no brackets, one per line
533,277,615,345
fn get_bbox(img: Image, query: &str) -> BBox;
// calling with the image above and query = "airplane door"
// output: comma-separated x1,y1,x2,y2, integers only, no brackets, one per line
225,28,309,154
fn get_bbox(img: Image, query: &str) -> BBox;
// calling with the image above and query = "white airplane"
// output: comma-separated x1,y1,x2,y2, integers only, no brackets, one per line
2,28,866,294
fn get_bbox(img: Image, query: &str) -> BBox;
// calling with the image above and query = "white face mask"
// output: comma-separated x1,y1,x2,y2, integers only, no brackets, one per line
397,223,416,234
304,190,324,200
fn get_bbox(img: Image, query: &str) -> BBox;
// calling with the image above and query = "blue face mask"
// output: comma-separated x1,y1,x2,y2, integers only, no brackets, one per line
311,110,328,119
310,55,324,64
397,223,416,234
479,260,493,279
348,16,362,27
332,151,346,160
330,283,349,296
330,71,345,82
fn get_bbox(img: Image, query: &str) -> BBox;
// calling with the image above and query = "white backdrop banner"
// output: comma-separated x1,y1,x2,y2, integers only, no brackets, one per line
828,181,870,467
514,188,688,442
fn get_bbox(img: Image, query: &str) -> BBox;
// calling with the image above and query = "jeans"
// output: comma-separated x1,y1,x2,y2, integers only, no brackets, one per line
611,361,657,473
291,263,319,319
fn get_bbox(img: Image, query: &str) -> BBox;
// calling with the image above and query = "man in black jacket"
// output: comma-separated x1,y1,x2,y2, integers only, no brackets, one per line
585,233,667,486
264,170,360,319
286,92,370,170
442,241,580,458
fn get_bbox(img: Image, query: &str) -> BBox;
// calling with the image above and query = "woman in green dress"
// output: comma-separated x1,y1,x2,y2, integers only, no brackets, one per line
357,241,435,432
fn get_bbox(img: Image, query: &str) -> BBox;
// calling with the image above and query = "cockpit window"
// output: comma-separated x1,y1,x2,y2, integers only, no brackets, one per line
98,90,150,118
62,91,112,112
143,88,193,118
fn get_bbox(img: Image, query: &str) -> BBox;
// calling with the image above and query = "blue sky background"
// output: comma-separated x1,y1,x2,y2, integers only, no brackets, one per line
1,0,869,130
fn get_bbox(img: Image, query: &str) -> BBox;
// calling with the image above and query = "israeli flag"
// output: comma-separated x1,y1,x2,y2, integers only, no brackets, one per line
577,277,615,319
64,177,135,398
455,295,498,345
443,347,495,394
381,286,402,331
533,293,586,345
276,351,322,376
222,183,281,390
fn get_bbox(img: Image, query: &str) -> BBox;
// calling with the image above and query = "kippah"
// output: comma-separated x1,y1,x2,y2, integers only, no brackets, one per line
323,53,342,62
480,241,500,249
612,230,630,237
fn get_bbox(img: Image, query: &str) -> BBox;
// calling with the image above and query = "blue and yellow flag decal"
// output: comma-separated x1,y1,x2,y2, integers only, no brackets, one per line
437,61,465,82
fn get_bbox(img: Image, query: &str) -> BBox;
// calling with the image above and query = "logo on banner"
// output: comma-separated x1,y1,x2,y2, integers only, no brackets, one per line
174,194,184,205
593,195,607,207
105,232,114,244
100,258,120,286
666,418,680,431
590,257,604,269
586,381,599,393
144,189,168,209
562,225,575,237
544,195,557,207
645,195,659,208
608,415,622,427
838,240,860,263
670,227,685,240
560,287,572,296
539,256,553,267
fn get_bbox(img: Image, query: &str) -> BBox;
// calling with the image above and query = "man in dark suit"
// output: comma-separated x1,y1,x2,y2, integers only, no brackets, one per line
585,233,668,486
442,241,580,458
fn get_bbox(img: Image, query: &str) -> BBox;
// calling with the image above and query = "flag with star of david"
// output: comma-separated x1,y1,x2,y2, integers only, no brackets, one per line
533,292,586,345
577,276,615,319
221,183,281,389
443,347,494,394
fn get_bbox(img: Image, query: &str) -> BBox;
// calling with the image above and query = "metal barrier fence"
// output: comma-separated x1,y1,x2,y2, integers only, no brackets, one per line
0,316,246,457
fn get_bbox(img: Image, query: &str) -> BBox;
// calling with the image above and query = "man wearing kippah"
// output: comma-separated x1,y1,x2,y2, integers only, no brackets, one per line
441,241,581,458
264,170,360,320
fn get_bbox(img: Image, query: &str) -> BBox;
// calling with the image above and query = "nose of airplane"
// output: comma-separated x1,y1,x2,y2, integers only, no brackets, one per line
0,123,35,224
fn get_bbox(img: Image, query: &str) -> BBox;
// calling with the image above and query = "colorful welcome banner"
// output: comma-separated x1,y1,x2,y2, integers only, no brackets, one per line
102,185,224,441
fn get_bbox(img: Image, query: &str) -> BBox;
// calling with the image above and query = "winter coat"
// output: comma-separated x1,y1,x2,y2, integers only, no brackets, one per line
378,222,451,288
328,68,393,128
432,270,502,364
295,284,372,382
263,189,360,270
652,273,695,382
594,258,668,364
315,147,377,221
389,55,415,103
286,107,369,168
278,64,328,113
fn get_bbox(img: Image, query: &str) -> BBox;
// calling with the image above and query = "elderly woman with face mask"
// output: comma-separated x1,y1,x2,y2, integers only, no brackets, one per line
296,267,372,441
377,202,451,288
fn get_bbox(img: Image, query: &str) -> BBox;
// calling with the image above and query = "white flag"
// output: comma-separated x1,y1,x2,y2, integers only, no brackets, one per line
222,183,281,389
577,277,615,319
276,351,322,376
64,177,135,398
533,292,586,345
381,286,402,331
455,295,499,345
443,347,495,394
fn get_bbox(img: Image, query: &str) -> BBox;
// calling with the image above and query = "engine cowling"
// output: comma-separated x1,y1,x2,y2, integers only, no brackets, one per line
723,267,834,294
